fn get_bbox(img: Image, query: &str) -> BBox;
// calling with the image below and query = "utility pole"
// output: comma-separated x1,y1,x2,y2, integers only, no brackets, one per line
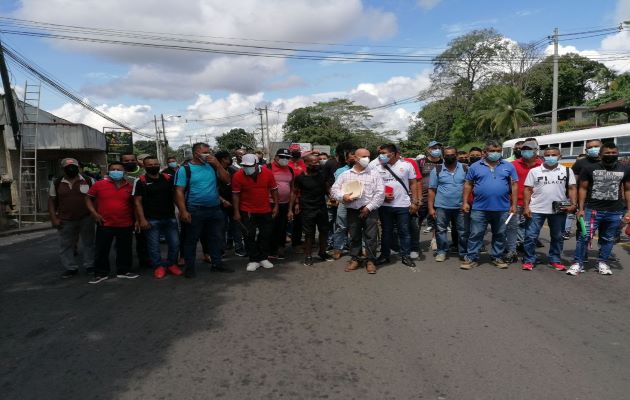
264,106,270,158
551,27,559,134
0,38,20,147
160,114,167,165
153,115,164,166
256,107,265,153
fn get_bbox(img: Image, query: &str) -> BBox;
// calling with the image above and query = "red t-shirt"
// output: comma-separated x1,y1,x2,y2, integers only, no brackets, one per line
87,177,134,227
232,168,278,213
288,159,306,176
404,157,422,181
512,158,543,206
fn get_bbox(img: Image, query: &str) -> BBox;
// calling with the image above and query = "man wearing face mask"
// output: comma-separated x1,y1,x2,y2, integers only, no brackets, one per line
506,141,525,162
48,158,95,279
121,153,144,179
374,143,418,268
85,162,138,284
232,154,279,271
331,148,385,274
162,156,179,177
468,147,483,165
175,143,232,277
288,145,306,250
266,148,294,259
331,147,357,259
505,140,543,263
417,141,443,237
461,141,518,270
522,147,576,271
568,142,630,276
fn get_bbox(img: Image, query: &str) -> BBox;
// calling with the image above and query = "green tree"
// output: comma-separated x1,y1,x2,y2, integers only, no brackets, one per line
133,140,157,156
216,128,257,152
475,86,534,141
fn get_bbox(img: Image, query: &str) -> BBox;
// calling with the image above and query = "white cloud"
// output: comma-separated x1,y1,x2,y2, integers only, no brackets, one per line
417,0,443,10
13,0,397,99
544,43,630,73
51,102,154,135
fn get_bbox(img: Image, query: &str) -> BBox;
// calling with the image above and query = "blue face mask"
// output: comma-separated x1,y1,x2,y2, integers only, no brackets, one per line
378,154,390,164
521,150,535,159
168,162,178,169
486,152,502,162
586,147,600,158
109,170,124,181
430,149,442,158
544,156,559,166
243,166,257,176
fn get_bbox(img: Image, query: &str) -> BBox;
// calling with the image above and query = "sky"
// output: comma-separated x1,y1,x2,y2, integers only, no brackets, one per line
1,0,629,148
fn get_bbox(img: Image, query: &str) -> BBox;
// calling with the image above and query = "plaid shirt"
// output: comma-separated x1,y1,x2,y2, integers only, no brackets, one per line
331,166,385,211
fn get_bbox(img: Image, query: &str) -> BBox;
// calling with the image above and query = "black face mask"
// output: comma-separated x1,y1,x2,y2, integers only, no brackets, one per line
307,165,320,173
123,162,137,172
513,150,522,159
64,166,79,178
469,156,481,164
601,155,618,165
145,166,160,175
291,151,301,159
444,155,457,165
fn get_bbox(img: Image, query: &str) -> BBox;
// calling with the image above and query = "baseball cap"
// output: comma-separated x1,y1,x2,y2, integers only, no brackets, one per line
137,153,150,161
521,140,538,149
276,148,291,158
60,158,79,168
241,154,258,166
427,140,442,148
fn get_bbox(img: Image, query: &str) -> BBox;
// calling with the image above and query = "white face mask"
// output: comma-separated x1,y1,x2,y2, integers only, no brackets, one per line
277,158,289,167
243,166,257,175
358,157,370,168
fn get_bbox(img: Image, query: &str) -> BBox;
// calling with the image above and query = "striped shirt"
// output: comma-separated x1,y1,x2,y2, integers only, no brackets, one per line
331,166,385,211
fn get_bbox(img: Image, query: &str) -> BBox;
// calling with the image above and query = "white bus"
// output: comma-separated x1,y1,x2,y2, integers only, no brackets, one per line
502,123,630,164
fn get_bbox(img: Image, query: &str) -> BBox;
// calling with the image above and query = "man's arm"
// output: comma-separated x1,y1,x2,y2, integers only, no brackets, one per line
270,188,279,217
208,156,230,183
624,181,630,220
510,181,518,213
174,187,191,223
48,196,61,227
85,195,104,224
523,186,533,218
577,180,589,220
428,188,437,217
462,181,472,213
232,192,241,221
134,196,150,230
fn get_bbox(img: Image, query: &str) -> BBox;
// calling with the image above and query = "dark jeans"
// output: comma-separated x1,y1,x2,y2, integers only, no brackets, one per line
94,225,133,277
466,210,508,262
436,208,467,258
379,206,411,257
223,208,245,253
182,206,225,274
573,209,623,265
270,203,289,255
146,218,180,268
347,208,379,261
241,211,273,262
523,213,566,264
135,230,150,269
290,207,303,246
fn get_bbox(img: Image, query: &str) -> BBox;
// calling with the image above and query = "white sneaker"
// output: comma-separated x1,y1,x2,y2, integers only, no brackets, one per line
409,251,419,259
246,262,260,272
423,226,433,233
597,262,613,275
566,263,584,276
260,259,274,269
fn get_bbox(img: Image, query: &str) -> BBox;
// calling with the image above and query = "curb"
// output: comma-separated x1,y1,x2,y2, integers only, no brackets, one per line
0,223,54,238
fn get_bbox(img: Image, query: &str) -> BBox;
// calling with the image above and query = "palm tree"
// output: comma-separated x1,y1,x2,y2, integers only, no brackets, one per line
476,86,534,141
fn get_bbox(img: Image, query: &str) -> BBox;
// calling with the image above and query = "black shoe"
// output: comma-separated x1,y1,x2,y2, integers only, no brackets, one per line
318,252,334,262
516,243,524,252
448,245,458,254
61,270,78,279
85,267,95,275
211,265,234,273
303,256,314,266
503,252,518,263
375,256,391,266
401,256,416,268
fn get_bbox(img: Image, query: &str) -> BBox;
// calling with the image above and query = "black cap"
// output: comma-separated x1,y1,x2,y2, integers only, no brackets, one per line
276,148,291,158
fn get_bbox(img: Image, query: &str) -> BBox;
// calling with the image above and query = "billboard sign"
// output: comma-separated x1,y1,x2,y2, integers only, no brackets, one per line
104,129,133,162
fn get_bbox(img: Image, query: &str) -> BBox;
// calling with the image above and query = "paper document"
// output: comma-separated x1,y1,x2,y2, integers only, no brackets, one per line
342,180,363,199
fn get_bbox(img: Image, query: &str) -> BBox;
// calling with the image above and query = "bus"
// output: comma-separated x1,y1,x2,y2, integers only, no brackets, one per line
502,123,630,165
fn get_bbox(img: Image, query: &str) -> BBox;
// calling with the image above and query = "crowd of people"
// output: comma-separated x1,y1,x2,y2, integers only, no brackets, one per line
47,137,630,284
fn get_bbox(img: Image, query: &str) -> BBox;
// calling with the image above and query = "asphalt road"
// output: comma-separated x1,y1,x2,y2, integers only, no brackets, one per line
1,230,630,400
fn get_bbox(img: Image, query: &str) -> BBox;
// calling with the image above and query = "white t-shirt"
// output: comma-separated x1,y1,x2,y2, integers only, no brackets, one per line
525,165,576,214
376,159,416,207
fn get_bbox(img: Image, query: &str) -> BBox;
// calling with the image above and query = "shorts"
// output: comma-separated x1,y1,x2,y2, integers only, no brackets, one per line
301,207,330,238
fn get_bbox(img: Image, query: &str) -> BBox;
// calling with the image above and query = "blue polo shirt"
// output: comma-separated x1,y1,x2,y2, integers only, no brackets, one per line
466,159,518,211
429,162,467,209
174,163,220,207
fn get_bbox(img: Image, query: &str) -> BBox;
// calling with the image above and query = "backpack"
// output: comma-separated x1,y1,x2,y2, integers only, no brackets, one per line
53,174,93,209
180,161,217,203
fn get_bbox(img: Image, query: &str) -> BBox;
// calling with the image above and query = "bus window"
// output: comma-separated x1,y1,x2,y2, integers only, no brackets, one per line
560,143,571,157
601,137,614,144
572,141,584,155
618,136,630,153
540,144,548,150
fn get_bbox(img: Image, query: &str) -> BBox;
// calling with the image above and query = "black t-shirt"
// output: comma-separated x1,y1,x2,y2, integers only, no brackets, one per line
571,157,600,178
580,162,630,211
133,174,175,219
322,158,339,188
294,172,327,210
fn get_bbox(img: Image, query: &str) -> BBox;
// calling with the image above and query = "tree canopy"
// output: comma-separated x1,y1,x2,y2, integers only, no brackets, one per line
215,128,257,152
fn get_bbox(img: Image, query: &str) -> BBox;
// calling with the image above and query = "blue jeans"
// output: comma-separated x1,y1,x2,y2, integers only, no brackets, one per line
466,210,508,261
379,206,411,257
505,205,525,253
183,206,225,273
436,208,467,257
333,204,348,250
523,213,566,264
146,218,180,268
573,209,623,265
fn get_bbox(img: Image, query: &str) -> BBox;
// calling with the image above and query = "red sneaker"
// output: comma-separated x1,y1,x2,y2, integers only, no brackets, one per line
167,264,184,276
154,266,167,279
521,263,534,271
550,262,566,271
